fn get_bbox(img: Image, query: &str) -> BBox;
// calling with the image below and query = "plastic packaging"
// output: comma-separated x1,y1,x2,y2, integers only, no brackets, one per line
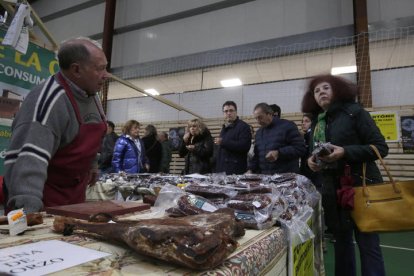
8,208,27,236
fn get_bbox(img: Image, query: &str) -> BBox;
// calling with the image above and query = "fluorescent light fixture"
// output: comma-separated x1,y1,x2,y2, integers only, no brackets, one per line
220,78,242,87
144,89,159,96
331,66,357,75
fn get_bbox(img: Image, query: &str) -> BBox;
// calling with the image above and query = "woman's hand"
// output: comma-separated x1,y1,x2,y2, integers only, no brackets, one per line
186,145,195,151
318,144,345,163
307,156,321,172
183,132,190,143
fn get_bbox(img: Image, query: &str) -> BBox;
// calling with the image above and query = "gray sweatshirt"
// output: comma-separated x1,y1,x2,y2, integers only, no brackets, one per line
4,73,105,212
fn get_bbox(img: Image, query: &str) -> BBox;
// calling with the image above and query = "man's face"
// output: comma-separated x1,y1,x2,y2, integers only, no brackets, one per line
223,104,237,122
254,107,273,127
106,124,113,134
77,46,109,95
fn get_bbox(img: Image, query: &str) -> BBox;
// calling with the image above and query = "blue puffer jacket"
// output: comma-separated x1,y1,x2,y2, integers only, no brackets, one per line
248,117,306,174
112,135,147,173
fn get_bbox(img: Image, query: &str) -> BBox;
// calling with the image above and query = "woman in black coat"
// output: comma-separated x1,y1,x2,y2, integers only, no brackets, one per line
142,124,162,173
302,74,388,276
178,118,214,174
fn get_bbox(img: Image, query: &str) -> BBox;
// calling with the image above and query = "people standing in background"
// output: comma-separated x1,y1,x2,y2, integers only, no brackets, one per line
269,104,281,118
302,74,388,276
300,113,314,178
247,125,255,163
98,121,119,176
215,101,251,174
142,125,162,173
247,102,306,174
4,37,109,213
158,131,172,173
112,120,149,174
179,118,214,175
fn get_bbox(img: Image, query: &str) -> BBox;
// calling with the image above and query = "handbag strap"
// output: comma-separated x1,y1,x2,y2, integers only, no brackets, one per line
362,145,401,194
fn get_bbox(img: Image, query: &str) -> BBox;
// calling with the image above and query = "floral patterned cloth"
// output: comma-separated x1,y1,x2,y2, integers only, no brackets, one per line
0,214,287,275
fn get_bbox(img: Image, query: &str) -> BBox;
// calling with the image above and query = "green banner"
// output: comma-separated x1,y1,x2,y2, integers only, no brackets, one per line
0,121,12,175
0,29,57,175
0,29,58,91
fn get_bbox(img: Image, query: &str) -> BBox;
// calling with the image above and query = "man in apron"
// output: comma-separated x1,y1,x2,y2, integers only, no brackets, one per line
4,37,109,213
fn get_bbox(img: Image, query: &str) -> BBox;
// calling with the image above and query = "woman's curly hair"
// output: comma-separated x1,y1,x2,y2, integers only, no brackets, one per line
301,74,358,114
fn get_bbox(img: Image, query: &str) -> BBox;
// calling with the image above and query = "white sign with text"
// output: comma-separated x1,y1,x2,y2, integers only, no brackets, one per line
0,240,110,275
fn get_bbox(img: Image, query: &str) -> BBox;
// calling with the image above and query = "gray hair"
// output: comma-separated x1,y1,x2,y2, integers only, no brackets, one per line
57,37,102,70
254,102,273,114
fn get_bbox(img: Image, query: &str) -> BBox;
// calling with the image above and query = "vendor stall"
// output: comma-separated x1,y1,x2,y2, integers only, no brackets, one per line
0,213,287,275
1,173,324,275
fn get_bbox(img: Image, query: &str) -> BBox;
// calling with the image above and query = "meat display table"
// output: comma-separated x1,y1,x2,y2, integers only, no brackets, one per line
85,180,325,275
0,212,288,276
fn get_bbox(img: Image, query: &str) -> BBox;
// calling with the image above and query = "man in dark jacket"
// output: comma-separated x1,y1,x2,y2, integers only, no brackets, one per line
214,101,251,174
98,121,119,175
158,131,172,173
248,102,306,174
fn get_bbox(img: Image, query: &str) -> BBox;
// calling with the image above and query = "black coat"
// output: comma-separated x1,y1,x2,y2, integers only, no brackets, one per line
248,117,306,174
311,101,388,233
142,135,162,173
98,132,119,170
178,129,214,174
310,101,388,184
215,118,252,174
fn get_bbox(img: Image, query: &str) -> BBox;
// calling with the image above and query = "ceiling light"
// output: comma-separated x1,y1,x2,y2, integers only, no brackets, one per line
144,89,159,96
331,66,357,75
220,78,242,87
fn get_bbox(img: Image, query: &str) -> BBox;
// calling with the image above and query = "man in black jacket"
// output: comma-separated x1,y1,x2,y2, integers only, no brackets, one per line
98,121,119,175
214,101,252,174
248,103,306,174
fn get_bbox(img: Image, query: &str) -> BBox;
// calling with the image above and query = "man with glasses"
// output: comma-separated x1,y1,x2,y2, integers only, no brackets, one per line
214,101,251,174
247,102,305,174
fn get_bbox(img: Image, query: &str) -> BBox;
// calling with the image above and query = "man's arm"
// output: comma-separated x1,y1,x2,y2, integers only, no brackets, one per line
4,83,76,212
277,121,306,160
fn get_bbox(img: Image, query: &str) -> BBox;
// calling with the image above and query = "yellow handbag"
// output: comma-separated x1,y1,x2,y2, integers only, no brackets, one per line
351,145,414,232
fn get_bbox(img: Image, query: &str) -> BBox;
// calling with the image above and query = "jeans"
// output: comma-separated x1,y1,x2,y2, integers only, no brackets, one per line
334,221,385,276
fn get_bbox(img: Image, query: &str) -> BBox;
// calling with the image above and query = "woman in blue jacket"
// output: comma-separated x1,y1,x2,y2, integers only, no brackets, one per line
112,120,149,173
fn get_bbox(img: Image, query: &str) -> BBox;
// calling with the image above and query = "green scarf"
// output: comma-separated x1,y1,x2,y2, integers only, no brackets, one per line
313,112,327,145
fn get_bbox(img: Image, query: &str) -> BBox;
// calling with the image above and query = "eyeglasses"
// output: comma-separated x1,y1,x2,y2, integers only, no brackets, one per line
223,109,236,113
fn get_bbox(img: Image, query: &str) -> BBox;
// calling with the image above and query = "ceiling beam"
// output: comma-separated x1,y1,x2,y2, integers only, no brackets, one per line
353,0,372,108
110,74,204,119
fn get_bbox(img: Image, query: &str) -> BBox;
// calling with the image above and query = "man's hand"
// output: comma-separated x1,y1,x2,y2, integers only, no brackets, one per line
88,168,98,186
214,137,222,145
265,150,279,162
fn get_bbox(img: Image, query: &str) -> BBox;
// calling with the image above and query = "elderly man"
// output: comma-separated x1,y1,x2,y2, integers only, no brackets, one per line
4,37,109,213
214,101,251,174
247,102,305,174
